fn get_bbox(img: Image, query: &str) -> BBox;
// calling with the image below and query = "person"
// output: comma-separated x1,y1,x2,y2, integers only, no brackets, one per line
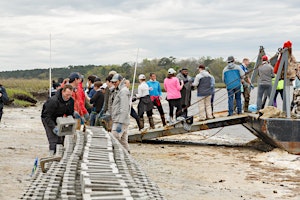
85,75,97,97
240,58,253,112
124,79,142,130
222,56,245,116
147,72,166,126
192,65,214,121
110,74,131,152
272,75,284,107
206,67,215,113
135,74,154,129
0,83,9,122
87,81,104,126
100,73,115,131
292,64,300,113
41,84,74,155
176,68,193,117
274,40,297,81
164,68,184,122
256,55,275,110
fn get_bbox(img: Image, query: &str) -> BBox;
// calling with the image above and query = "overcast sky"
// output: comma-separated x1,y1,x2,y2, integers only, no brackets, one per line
0,0,300,72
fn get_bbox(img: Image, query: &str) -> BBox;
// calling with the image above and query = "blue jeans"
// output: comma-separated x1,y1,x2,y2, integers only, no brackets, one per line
227,87,242,116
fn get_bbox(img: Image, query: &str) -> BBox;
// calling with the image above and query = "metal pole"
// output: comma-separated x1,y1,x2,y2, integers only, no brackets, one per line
129,48,139,108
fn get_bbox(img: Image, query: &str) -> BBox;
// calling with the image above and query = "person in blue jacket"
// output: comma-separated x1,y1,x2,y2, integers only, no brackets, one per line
147,72,166,126
222,56,245,116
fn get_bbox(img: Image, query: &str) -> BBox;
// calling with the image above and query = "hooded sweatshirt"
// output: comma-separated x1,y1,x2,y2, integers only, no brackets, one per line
222,63,245,89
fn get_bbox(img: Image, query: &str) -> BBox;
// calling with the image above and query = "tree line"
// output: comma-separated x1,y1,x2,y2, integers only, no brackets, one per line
0,56,256,84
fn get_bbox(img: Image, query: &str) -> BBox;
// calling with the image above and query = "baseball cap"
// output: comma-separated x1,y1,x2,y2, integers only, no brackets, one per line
168,68,176,74
111,74,123,82
69,72,80,80
100,83,107,89
138,74,146,80
262,55,268,61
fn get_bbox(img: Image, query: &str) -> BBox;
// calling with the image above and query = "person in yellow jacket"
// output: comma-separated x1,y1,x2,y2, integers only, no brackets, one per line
272,75,284,107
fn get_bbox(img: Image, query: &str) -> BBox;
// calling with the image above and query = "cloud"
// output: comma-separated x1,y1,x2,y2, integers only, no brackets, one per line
0,0,300,71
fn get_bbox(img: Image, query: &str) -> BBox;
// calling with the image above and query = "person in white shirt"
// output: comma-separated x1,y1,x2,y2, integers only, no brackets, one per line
135,74,154,129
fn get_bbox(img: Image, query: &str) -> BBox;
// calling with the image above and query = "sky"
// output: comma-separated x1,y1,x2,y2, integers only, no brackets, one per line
0,0,300,72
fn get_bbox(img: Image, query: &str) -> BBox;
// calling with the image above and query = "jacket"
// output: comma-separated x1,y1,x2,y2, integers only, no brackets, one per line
222,63,245,89
147,80,162,97
176,72,193,106
41,88,74,130
164,77,182,100
111,81,130,125
0,85,9,105
90,90,104,113
258,62,274,85
192,70,213,97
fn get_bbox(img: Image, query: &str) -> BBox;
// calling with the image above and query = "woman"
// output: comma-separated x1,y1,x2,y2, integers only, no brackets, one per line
136,74,154,130
163,68,184,123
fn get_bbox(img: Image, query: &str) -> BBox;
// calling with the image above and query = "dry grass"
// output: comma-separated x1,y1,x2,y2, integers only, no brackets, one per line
1,78,50,93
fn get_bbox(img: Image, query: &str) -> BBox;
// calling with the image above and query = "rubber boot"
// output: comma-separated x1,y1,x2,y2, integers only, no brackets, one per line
136,118,142,130
148,116,155,129
160,115,166,126
139,117,144,130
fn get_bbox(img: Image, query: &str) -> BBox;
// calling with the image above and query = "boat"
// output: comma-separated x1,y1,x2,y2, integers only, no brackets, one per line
129,45,300,155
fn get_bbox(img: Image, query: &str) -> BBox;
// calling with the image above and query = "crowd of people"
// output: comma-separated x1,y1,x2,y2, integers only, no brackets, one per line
31,40,300,154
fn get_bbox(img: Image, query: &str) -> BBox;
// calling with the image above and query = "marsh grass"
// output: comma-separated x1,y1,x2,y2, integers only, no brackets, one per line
1,79,49,107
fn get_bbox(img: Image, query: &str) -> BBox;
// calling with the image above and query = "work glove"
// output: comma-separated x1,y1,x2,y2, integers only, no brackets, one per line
53,127,59,135
250,84,254,90
116,123,123,134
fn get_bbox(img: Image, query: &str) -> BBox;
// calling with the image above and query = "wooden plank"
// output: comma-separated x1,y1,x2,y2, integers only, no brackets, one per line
128,114,248,142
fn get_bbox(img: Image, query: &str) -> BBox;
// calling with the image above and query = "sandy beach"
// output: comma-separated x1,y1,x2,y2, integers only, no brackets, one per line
0,89,300,199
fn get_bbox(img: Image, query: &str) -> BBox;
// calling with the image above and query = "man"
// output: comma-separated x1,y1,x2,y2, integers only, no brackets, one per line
222,56,245,116
256,55,275,110
176,68,193,117
192,65,214,121
110,74,131,152
240,58,253,112
41,84,74,155
147,72,166,126
0,83,9,122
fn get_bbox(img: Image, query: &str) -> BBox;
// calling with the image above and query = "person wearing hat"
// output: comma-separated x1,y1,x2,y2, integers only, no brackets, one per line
192,64,214,121
135,74,154,130
176,68,193,117
86,81,104,126
164,68,184,122
222,56,245,116
110,73,131,152
41,84,74,155
61,72,89,130
274,40,297,81
147,72,166,126
256,55,274,110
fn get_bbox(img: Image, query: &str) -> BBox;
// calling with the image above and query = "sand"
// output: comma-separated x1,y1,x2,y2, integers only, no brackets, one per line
0,103,300,200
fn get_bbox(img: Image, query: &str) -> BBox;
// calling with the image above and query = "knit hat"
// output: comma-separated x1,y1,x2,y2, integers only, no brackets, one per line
283,40,292,48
